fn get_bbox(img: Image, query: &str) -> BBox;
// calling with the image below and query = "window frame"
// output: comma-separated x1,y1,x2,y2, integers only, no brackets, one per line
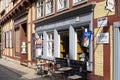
9,30,13,48
6,32,9,48
38,34,43,56
72,0,88,6
37,0,44,19
1,0,9,11
45,0,54,16
47,33,54,57
57,0,69,12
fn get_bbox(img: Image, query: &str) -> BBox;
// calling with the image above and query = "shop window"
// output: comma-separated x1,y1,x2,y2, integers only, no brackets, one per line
45,0,54,15
76,29,84,60
59,31,69,58
57,0,69,11
47,33,54,57
9,30,12,48
35,34,43,57
72,0,88,6
37,0,44,18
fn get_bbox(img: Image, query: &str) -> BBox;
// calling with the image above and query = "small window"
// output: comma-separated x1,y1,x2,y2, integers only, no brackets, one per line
72,0,88,6
46,0,54,15
37,0,44,18
57,0,69,11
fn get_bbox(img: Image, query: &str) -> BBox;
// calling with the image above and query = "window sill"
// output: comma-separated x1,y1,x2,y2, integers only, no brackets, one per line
46,12,54,17
41,55,54,61
72,0,88,7
57,7,69,13
37,16,44,20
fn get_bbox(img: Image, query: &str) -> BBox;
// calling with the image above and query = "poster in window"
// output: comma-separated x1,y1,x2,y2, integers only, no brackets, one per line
35,38,42,57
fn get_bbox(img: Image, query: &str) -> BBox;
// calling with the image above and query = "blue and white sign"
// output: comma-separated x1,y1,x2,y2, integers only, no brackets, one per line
81,29,92,48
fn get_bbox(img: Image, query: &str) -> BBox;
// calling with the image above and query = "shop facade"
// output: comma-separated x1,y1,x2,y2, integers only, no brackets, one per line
0,0,118,80
34,0,116,80
35,3,94,71
35,1,95,79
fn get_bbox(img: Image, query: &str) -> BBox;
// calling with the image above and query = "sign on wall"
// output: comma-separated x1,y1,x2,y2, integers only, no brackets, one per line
105,0,115,12
96,33,109,44
97,17,108,27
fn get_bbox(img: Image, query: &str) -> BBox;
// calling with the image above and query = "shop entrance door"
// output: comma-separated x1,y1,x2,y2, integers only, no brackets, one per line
20,23,28,66
59,31,69,58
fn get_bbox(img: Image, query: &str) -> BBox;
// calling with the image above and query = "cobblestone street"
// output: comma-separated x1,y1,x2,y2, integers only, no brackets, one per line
0,58,51,80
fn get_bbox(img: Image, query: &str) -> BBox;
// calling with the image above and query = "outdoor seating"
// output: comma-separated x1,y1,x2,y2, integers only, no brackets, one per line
52,63,64,80
51,57,69,80
48,57,87,80
67,60,87,80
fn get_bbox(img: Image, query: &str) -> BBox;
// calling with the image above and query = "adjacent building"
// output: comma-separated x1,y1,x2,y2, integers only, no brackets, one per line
0,0,120,80
0,0,36,66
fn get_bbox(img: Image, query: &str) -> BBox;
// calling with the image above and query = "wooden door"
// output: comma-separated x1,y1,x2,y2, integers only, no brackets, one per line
20,23,28,66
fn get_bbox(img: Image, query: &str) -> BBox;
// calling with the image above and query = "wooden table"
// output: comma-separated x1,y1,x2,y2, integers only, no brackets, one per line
58,67,72,80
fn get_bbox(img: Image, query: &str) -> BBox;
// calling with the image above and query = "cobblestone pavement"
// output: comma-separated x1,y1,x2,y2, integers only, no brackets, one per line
0,58,52,80
0,64,22,80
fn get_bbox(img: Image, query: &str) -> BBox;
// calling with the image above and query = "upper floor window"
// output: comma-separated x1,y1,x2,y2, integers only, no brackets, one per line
37,0,44,18
72,0,88,6
57,0,69,11
46,0,54,15
1,0,9,12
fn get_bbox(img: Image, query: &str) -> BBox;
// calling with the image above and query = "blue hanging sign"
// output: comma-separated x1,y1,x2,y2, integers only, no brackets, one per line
81,29,92,48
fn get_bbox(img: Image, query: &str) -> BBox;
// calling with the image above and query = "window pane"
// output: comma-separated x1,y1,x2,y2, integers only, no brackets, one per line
73,0,87,5
47,33,54,56
57,0,68,10
9,30,12,48
46,0,54,15
37,0,44,18
35,34,43,57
